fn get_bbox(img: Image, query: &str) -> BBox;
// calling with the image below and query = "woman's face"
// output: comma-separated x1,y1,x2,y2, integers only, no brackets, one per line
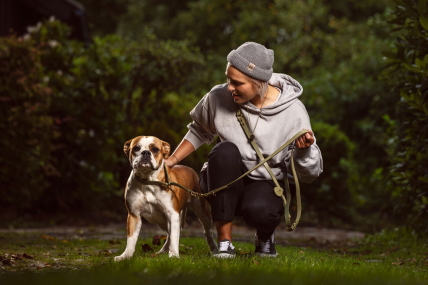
226,64,257,104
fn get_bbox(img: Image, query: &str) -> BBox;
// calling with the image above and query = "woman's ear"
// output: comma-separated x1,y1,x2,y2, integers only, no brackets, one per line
124,139,133,157
161,141,170,159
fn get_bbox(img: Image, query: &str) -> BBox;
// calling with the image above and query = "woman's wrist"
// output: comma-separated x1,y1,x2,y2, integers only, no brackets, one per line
172,154,179,164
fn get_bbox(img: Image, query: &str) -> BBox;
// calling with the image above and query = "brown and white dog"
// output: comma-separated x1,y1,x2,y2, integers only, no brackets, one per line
114,136,217,260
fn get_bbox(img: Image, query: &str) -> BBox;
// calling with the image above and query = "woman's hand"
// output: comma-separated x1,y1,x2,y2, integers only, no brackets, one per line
295,129,314,149
164,156,177,168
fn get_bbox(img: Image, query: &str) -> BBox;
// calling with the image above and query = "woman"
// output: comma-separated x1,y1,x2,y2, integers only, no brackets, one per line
164,42,323,258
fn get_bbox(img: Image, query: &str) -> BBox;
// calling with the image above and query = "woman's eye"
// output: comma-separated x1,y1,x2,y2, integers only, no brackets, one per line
152,147,159,153
133,146,140,152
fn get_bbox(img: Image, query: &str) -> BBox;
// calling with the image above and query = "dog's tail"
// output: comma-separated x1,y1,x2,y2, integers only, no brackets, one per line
180,207,187,230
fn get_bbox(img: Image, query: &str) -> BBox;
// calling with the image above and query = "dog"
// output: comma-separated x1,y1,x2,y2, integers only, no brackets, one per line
114,136,218,260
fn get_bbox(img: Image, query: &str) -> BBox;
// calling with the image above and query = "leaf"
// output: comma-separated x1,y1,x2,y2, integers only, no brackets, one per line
418,177,428,184
423,103,428,115
2,259,15,265
418,0,427,15
420,17,428,31
415,58,423,69
403,63,422,73
152,235,161,246
252,259,260,265
142,244,154,252
22,253,34,259
100,249,113,256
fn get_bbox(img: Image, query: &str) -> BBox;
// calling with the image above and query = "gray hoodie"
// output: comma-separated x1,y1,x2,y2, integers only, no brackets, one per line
184,73,323,184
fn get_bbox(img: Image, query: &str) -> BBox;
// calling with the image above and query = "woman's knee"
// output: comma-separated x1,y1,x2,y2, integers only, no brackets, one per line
208,141,241,162
242,201,282,230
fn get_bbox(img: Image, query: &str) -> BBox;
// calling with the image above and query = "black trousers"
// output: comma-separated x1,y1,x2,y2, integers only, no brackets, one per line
200,142,294,240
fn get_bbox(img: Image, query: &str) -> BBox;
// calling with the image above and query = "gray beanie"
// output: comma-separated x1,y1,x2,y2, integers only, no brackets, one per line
227,42,274,82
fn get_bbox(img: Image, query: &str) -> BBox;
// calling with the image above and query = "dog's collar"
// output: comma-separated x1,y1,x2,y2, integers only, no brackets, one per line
135,164,203,198
135,164,172,189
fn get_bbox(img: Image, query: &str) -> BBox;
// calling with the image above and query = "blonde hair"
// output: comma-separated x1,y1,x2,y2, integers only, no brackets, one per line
226,62,269,99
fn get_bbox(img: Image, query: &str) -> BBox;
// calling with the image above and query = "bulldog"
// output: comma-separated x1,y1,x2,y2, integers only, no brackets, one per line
114,136,218,260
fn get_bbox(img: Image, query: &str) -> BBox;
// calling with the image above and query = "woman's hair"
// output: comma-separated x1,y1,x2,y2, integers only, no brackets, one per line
226,62,269,99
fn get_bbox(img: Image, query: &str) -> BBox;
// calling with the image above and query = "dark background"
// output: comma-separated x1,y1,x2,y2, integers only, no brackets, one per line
0,0,426,233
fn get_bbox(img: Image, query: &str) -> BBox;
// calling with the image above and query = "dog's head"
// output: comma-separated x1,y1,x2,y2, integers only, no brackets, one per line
124,136,170,176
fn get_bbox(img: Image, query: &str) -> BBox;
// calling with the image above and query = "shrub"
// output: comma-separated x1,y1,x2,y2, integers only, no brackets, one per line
0,35,56,210
0,20,206,218
383,0,428,232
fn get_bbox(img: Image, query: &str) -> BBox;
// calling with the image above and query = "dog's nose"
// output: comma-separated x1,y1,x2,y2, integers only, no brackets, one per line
142,150,151,157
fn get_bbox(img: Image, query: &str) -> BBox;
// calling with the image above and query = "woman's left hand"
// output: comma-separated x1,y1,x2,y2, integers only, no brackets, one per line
295,129,314,149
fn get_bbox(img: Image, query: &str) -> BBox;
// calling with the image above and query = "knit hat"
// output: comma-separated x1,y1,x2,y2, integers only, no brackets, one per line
227,42,274,82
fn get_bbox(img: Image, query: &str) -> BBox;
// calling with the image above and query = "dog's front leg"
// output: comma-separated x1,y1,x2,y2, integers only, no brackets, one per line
167,212,181,258
114,213,142,262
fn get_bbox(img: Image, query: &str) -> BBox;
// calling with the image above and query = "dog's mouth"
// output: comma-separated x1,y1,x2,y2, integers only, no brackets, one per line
135,159,155,170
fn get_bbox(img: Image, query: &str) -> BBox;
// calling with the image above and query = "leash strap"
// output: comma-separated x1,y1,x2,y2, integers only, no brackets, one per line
236,107,284,199
236,105,303,232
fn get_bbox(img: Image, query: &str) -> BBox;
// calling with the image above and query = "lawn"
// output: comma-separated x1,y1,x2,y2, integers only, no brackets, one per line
0,228,427,284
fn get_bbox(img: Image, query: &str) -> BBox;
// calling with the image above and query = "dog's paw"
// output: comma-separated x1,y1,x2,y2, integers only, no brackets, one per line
168,252,180,258
114,255,126,262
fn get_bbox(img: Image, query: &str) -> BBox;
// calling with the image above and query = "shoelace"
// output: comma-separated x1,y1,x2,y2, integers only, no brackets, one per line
219,240,233,252
259,239,271,252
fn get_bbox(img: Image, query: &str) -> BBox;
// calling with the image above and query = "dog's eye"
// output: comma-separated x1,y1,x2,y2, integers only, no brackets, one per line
133,146,140,152
152,147,159,153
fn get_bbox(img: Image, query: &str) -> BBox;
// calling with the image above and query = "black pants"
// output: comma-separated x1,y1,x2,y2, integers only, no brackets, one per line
200,142,294,240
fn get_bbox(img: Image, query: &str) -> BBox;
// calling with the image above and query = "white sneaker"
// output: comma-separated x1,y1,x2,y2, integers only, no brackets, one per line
212,239,236,258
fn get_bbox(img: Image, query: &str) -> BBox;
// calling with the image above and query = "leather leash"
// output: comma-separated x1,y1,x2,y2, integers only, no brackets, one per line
236,106,305,232
138,107,308,232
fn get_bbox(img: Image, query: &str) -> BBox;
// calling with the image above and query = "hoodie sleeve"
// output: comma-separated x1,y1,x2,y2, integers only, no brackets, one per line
284,101,323,184
288,140,323,184
183,93,217,150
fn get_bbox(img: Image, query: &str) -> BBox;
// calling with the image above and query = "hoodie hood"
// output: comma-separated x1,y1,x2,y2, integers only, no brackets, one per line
241,73,303,116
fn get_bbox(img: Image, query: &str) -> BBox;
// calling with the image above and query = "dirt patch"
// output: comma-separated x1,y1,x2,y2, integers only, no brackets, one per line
0,221,365,247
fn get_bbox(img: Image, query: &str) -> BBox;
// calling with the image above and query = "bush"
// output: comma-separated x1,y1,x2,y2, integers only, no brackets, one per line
301,121,358,228
0,35,56,210
0,20,206,219
383,0,428,233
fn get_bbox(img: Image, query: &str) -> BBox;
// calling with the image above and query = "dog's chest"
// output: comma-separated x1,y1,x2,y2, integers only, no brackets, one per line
127,184,172,224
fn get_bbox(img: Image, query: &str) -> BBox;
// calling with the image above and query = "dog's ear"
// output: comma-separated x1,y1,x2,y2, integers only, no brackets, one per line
161,141,170,159
124,139,133,157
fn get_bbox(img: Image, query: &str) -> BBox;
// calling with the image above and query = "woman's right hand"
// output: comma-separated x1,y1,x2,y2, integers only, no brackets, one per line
164,156,177,168
163,139,196,168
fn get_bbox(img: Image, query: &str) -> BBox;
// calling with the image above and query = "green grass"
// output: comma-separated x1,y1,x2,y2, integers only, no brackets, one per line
1,228,427,284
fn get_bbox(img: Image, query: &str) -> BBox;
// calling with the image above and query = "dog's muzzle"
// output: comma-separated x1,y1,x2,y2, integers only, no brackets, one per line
135,150,155,169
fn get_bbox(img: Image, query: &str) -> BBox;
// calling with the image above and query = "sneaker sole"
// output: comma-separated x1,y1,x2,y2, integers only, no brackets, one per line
256,252,278,257
212,253,236,258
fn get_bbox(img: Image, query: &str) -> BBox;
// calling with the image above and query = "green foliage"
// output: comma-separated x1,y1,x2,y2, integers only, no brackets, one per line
382,0,428,232
0,35,56,209
0,20,206,215
303,122,358,227
117,0,397,228
2,0,415,231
